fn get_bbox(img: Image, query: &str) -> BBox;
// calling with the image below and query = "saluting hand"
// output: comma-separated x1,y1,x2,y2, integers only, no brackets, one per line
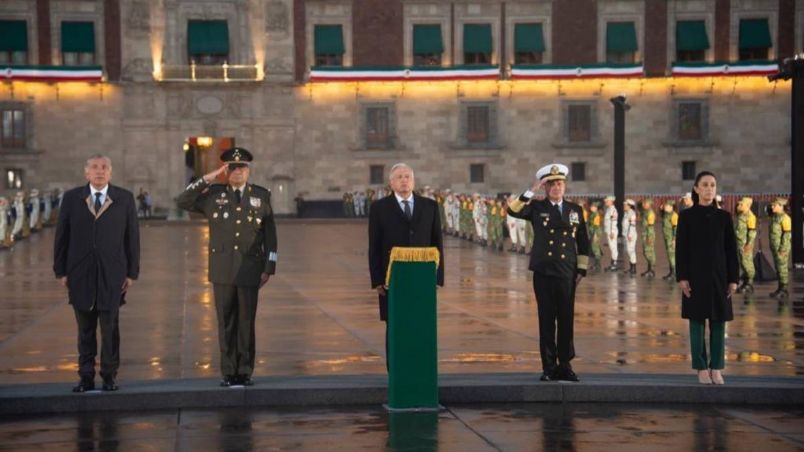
202,165,228,184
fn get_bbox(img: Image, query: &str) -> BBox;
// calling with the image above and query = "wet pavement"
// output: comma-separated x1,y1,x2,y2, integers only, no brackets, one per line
0,220,801,385
0,403,801,451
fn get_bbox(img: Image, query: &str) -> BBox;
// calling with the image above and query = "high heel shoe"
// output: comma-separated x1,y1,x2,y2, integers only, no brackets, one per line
697,370,712,384
710,370,725,385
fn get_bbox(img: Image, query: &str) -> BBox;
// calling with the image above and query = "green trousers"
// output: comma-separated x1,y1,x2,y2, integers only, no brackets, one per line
689,319,725,370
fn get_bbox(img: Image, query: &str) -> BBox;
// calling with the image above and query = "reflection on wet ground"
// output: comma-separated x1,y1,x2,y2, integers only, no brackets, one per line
0,221,801,384
0,403,801,451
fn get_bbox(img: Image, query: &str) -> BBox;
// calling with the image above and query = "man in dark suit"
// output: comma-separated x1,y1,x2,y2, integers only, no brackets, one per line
54,155,140,392
368,163,444,369
177,147,277,387
507,163,589,382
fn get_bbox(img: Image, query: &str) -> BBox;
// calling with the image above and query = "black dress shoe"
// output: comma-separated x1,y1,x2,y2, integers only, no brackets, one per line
540,373,554,381
72,379,95,393
240,375,254,386
558,368,580,382
102,377,119,391
220,375,236,387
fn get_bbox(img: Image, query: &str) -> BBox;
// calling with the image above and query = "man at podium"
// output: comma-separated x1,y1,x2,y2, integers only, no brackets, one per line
368,163,444,370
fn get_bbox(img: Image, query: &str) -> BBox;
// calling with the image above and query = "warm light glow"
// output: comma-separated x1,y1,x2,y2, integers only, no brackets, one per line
299,75,789,103
150,3,165,80
197,136,214,147
0,81,117,100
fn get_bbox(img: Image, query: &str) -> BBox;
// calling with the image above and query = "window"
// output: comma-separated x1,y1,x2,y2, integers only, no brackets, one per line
470,164,485,183
514,23,545,64
739,19,772,61
682,161,696,181
464,24,492,65
567,105,592,143
0,20,28,65
677,103,702,141
671,100,709,144
369,165,384,185
61,22,95,66
676,20,709,62
188,20,229,65
5,169,23,189
314,25,344,67
466,106,490,143
1,109,25,148
606,22,638,64
413,24,443,66
571,162,586,182
365,107,390,148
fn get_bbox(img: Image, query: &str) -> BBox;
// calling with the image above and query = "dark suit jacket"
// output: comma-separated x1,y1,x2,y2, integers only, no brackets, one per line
368,193,444,321
54,184,140,311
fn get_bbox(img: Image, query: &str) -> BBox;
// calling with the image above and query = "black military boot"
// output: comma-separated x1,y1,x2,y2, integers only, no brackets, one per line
629,263,637,275
742,282,754,294
662,270,674,280
770,283,784,298
640,265,650,277
644,264,655,278
736,280,747,293
777,284,789,299
605,261,618,272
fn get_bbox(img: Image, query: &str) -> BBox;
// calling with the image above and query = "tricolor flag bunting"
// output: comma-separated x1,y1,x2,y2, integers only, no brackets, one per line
1,65,104,82
511,64,644,80
309,65,499,82
671,61,779,77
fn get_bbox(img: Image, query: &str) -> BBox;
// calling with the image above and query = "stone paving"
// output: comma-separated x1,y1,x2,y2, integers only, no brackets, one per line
0,220,800,385
0,404,802,451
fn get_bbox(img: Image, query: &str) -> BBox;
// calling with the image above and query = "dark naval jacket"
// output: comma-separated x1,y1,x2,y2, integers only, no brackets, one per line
507,196,590,278
177,179,277,287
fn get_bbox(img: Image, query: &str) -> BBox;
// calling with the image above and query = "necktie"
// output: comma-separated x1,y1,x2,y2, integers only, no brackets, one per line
234,189,242,205
402,200,412,220
94,192,102,214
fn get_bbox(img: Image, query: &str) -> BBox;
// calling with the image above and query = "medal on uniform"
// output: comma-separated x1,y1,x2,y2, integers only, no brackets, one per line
247,216,253,222
256,218,262,225
223,212,229,219
569,211,579,225
249,197,261,208
213,212,218,219
221,193,226,198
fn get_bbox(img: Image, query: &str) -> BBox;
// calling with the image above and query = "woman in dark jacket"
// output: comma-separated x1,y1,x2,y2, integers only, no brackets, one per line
675,171,738,385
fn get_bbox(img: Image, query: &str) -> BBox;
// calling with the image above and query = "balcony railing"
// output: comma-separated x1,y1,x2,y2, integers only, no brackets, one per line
156,63,261,82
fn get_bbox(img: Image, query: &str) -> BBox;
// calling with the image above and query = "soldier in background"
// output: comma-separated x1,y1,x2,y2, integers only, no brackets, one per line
0,197,9,249
587,201,603,271
661,200,679,280
639,198,657,278
734,197,757,294
622,199,638,275
506,194,521,252
768,198,792,299
603,196,619,271
11,192,25,240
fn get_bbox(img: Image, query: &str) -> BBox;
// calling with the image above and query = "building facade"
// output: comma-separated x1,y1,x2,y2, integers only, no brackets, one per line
0,0,802,214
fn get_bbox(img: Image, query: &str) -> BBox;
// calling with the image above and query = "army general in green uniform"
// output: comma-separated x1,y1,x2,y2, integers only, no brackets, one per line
177,147,277,387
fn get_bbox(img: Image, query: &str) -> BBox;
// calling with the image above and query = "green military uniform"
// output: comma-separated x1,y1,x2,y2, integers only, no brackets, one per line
734,197,757,293
661,201,678,280
343,193,354,217
525,219,534,252
587,204,602,270
769,198,792,299
438,195,447,232
487,202,504,251
176,147,277,386
460,199,472,240
640,200,656,278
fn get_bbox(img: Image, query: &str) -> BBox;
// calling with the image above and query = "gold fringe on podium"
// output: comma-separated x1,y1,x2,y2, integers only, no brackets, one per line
385,247,440,287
